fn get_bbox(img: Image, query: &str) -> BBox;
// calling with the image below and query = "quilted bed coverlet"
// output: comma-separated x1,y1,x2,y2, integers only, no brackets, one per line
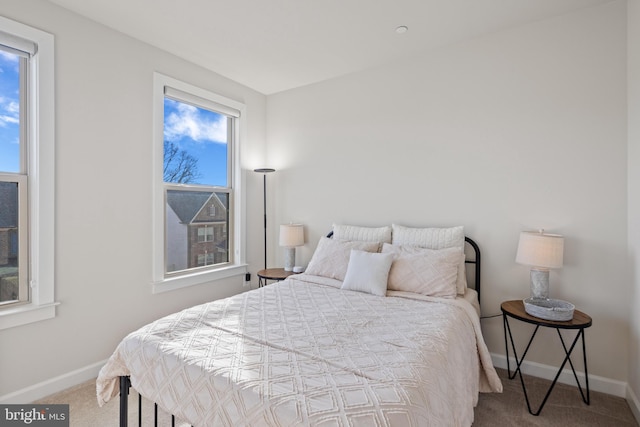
97,274,501,426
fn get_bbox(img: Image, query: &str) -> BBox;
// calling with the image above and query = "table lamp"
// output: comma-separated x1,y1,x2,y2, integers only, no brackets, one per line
516,230,564,299
516,230,574,321
279,224,304,271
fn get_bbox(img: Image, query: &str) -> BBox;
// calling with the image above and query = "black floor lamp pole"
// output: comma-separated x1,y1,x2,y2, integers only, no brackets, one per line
254,168,275,269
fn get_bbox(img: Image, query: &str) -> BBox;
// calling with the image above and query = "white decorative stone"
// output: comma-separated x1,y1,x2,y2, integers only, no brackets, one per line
524,298,575,321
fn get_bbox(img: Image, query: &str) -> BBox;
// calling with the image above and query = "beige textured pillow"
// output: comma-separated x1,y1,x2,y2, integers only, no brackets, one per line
332,224,392,243
391,224,467,295
305,237,380,281
382,243,463,298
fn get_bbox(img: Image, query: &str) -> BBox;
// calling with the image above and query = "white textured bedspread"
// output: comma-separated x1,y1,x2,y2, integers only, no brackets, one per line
97,274,501,426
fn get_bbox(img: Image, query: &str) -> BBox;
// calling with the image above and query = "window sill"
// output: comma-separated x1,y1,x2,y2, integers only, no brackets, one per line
152,264,248,294
0,302,59,330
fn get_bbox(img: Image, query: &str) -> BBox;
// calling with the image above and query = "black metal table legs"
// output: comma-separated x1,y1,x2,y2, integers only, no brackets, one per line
503,314,590,416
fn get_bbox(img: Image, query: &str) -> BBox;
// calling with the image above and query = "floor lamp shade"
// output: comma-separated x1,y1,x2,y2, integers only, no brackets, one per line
280,224,304,271
254,168,275,269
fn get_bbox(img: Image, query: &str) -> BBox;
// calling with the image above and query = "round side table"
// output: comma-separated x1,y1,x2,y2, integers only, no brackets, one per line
257,268,298,287
501,299,592,416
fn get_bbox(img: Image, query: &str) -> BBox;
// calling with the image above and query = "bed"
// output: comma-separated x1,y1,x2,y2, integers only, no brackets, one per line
96,224,502,426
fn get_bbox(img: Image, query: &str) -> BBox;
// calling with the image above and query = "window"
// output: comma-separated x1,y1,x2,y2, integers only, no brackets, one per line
197,226,214,243
0,17,55,330
197,253,214,267
152,73,246,293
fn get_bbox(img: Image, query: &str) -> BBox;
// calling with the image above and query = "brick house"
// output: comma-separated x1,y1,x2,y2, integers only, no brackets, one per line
165,191,228,273
0,183,19,302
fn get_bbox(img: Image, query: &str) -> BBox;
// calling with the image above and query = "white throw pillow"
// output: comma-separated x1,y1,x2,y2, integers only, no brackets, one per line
391,224,467,295
341,250,394,296
332,224,392,244
305,237,380,281
382,243,462,298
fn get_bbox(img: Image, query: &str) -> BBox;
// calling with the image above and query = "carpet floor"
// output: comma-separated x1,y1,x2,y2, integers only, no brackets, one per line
473,368,637,426
34,368,638,426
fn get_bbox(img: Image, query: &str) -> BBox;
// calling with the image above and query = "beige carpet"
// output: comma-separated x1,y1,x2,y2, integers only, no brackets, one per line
35,368,638,426
474,368,637,426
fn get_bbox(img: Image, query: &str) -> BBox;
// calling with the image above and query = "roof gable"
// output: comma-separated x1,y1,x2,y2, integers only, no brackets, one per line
166,191,228,224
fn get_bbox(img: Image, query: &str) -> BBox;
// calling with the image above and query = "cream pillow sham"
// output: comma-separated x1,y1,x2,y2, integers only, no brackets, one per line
391,224,467,295
332,224,392,244
305,237,380,281
382,243,463,298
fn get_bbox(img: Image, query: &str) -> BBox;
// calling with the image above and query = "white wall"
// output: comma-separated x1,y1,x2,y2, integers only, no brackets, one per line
0,0,267,399
627,0,640,418
268,1,629,384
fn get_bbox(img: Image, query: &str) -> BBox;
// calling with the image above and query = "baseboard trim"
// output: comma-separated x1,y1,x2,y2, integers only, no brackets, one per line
491,353,627,398
627,384,640,425
0,359,107,404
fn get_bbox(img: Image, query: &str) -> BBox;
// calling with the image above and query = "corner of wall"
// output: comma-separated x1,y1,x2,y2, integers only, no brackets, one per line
627,384,640,425
628,0,640,424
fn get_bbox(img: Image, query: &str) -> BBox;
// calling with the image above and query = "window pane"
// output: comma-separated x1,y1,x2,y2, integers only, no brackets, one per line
166,190,229,273
0,50,21,173
0,182,19,303
163,98,228,187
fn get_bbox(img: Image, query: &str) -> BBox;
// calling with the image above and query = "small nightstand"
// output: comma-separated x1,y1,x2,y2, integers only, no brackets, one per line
257,268,298,287
501,299,592,416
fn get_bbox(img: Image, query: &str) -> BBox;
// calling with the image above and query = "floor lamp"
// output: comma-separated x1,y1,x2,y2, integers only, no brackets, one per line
254,168,275,269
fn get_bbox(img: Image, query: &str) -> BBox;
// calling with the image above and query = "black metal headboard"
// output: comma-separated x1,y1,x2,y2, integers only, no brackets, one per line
464,237,481,302
326,232,481,303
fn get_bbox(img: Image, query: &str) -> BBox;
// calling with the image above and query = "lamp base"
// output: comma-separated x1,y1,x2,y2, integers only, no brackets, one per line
530,269,550,300
284,248,295,271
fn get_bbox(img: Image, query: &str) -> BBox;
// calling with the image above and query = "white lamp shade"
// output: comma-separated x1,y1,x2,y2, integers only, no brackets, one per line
279,224,304,247
516,231,564,269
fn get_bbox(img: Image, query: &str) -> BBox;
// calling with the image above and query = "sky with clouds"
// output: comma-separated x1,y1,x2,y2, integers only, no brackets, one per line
164,98,229,187
1,50,228,185
0,51,20,174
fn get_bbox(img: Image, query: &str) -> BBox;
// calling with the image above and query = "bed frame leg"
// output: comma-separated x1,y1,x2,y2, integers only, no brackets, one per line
119,376,130,427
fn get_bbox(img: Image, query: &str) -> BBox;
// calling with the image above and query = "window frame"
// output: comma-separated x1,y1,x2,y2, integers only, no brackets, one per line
0,176,28,306
0,17,56,330
151,72,246,293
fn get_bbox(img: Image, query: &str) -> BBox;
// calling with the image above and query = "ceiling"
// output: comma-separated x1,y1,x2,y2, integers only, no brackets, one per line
46,0,611,95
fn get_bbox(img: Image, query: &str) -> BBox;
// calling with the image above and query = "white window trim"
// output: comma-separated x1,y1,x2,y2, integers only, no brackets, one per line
0,17,57,330
151,72,247,293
